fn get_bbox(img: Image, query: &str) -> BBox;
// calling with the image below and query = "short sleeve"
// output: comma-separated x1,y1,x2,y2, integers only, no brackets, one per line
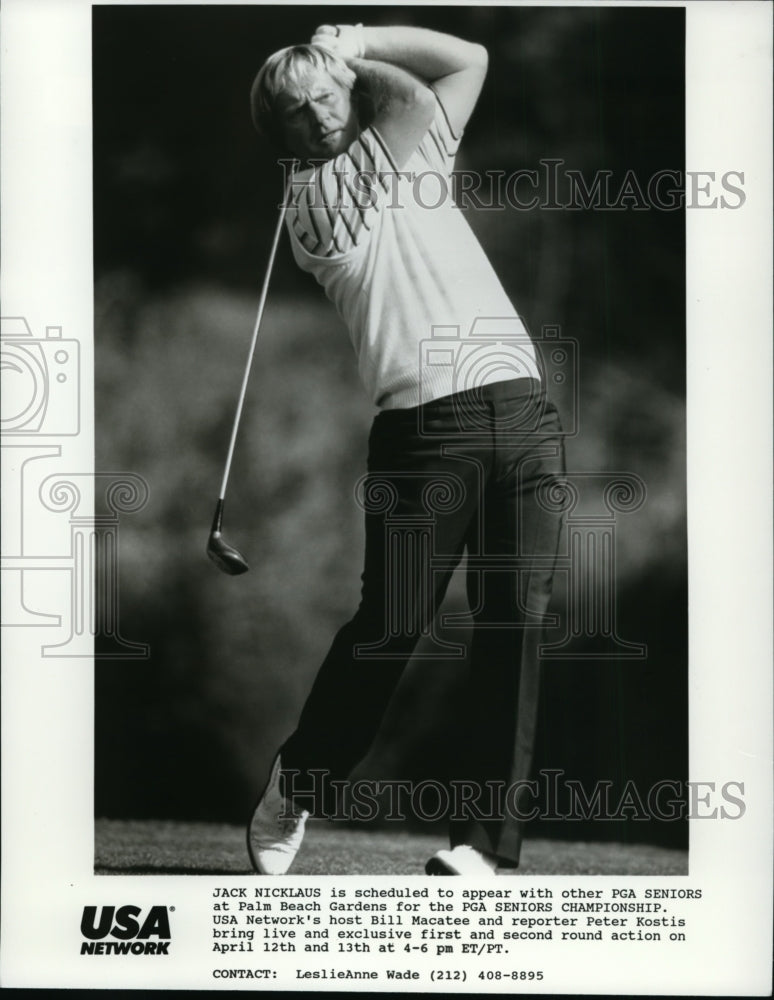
287,128,398,259
414,90,463,177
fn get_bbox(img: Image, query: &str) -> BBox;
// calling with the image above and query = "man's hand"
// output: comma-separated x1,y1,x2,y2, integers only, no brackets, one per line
310,24,365,62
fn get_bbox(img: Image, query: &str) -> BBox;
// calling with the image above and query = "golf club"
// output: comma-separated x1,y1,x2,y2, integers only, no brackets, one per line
207,175,294,575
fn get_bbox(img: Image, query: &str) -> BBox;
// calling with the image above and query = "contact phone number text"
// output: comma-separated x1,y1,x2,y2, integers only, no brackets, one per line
430,969,544,983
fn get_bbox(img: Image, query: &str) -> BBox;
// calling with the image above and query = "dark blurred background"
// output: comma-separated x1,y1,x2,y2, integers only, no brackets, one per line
93,6,687,848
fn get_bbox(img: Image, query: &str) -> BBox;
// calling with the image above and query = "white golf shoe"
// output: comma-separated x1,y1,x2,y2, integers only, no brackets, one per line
247,754,309,875
425,844,499,876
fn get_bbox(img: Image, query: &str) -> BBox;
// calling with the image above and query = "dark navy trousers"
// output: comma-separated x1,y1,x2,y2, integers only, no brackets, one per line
280,377,565,866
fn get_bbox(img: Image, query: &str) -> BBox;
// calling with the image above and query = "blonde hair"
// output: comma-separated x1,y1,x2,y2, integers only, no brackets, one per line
250,44,357,145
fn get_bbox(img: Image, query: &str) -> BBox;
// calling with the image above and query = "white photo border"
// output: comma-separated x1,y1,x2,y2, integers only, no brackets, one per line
1,0,771,993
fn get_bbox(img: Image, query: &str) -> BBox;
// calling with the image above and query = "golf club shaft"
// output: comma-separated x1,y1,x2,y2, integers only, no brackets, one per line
218,174,294,500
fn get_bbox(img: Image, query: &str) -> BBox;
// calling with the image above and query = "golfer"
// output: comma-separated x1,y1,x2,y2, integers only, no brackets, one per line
247,23,565,875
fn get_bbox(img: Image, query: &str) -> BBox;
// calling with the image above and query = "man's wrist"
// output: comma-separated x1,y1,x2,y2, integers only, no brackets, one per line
331,22,366,59
310,22,366,61
352,23,366,59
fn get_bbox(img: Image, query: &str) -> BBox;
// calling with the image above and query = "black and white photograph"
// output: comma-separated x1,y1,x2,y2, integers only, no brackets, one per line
92,2,691,878
1,0,772,993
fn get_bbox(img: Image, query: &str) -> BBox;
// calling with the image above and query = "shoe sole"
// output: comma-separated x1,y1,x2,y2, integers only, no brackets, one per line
425,856,457,876
426,853,503,876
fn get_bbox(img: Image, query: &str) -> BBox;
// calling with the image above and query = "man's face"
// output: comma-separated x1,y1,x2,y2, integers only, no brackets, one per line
275,66,358,161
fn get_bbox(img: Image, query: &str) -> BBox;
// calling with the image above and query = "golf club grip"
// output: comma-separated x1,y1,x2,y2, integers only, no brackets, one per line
218,172,296,500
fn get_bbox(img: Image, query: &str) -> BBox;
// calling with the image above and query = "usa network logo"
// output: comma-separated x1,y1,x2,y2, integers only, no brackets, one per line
80,905,172,955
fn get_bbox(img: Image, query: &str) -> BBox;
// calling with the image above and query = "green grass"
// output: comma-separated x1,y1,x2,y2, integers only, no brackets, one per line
95,818,687,877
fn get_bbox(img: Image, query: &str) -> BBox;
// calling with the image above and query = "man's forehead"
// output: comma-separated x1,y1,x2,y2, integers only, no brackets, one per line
279,66,337,104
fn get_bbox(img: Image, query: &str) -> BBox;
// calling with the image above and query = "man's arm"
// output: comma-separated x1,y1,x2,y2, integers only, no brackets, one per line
312,24,487,154
358,26,488,138
347,57,435,168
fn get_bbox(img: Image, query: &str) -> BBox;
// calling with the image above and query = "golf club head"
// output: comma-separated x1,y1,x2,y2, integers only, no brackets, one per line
207,500,249,575
207,531,249,575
